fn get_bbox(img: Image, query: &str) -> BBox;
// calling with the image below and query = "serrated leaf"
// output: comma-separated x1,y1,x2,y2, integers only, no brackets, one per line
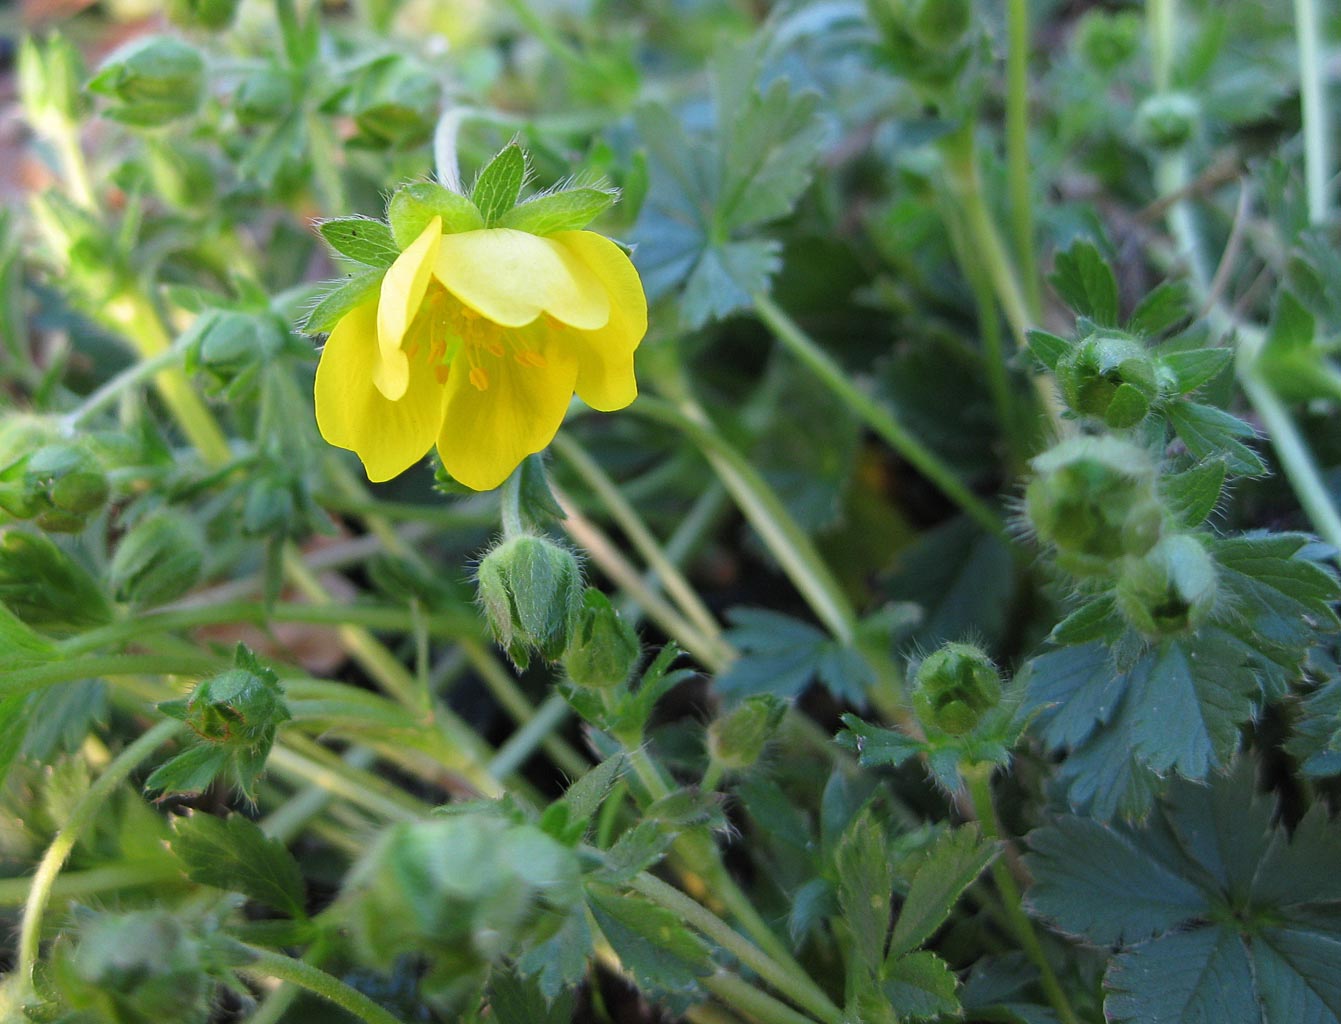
680,239,782,328
516,910,592,999
497,188,616,235
1021,642,1126,749
1167,401,1267,476
386,181,484,247
600,820,676,883
144,743,230,795
1162,460,1227,527
489,966,577,1024
555,754,625,837
302,268,383,333
1051,241,1119,326
718,607,875,704
318,217,399,267
1049,595,1124,646
837,714,925,769
1160,348,1233,394
1026,329,1071,370
1258,290,1341,404
888,824,997,959
586,884,713,1000
836,810,895,974
170,812,306,918
1106,928,1259,1024
881,951,960,1020
472,144,526,225
1127,280,1192,337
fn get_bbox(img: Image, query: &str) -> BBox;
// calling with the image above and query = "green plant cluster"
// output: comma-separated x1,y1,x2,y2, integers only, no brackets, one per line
2,1,1340,1024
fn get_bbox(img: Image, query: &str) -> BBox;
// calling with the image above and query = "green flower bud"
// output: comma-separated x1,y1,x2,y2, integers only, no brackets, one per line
233,68,293,125
345,55,439,150
1073,10,1142,73
912,642,1002,736
147,142,215,209
867,0,973,91
166,0,240,30
708,694,787,771
0,529,113,632
186,310,286,394
88,36,206,126
21,444,110,533
1117,533,1218,637
563,588,640,689
18,34,88,131
476,534,584,669
1135,92,1200,152
109,509,204,608
1026,436,1164,576
57,910,209,1024
1056,329,1159,428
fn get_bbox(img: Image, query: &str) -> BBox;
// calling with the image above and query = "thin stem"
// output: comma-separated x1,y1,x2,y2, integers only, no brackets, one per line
1147,0,1175,92
62,344,184,428
500,464,526,538
0,861,179,907
1293,0,1332,223
632,873,843,1024
488,691,576,778
703,972,826,1024
241,945,407,1024
1006,0,1042,318
17,719,181,983
964,766,1080,1024
2,653,222,699
266,743,428,822
553,433,727,645
634,396,858,647
754,293,1009,540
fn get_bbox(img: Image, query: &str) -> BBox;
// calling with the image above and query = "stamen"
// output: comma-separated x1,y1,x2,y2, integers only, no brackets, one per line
469,366,490,391
435,365,450,384
515,350,547,367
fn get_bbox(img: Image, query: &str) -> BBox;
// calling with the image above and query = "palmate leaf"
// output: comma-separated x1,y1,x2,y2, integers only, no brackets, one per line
717,607,875,704
1027,764,1341,1024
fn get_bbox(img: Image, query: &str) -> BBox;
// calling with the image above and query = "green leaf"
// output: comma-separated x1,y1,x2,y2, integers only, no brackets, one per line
302,267,383,333
1258,290,1341,403
1127,280,1192,336
1051,241,1119,326
888,824,997,959
836,810,895,974
317,217,399,267
0,693,29,790
386,181,484,247
586,883,713,1001
837,713,925,769
881,951,961,1021
516,910,592,999
718,608,875,704
1049,595,1124,646
471,144,526,226
144,742,230,795
680,238,781,329
169,812,306,918
489,968,576,1024
497,188,617,235
553,754,625,839
1026,329,1071,370
1106,929,1259,1024
1159,348,1233,394
1161,460,1227,527
1166,401,1267,477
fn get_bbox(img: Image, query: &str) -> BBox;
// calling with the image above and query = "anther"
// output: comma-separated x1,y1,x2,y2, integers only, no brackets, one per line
469,366,490,391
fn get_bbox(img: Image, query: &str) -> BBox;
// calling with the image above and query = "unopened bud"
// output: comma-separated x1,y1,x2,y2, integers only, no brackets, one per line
1136,92,1199,152
233,68,293,126
166,0,241,30
564,588,640,689
912,642,1002,736
88,35,206,126
477,534,584,668
109,509,204,607
1117,533,1218,637
1074,10,1142,73
1056,330,1158,428
708,694,787,771
346,55,439,150
23,443,110,532
0,529,112,632
1026,436,1164,577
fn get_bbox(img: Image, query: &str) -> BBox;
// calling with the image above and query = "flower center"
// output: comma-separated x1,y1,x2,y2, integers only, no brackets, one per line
404,285,554,391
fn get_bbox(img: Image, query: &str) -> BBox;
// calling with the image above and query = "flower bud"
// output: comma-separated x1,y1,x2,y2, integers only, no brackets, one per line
186,310,286,394
109,509,204,607
1073,10,1142,73
1026,436,1164,576
88,35,206,126
476,534,584,668
57,910,210,1024
18,34,88,132
912,642,1002,736
563,588,640,689
1056,329,1158,428
166,0,240,30
147,141,215,209
233,68,293,126
345,55,439,150
1135,92,1200,152
707,694,787,771
1117,533,1218,637
867,0,973,91
0,529,113,632
21,443,110,533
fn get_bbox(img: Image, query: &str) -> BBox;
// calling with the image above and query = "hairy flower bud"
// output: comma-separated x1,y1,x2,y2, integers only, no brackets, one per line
19,443,110,533
88,36,206,126
345,54,439,150
233,68,294,125
109,509,204,608
0,529,112,632
866,0,973,92
186,310,287,396
1026,436,1164,577
1056,329,1158,428
564,588,640,689
912,642,1002,736
1135,92,1200,152
1074,10,1142,73
708,694,787,771
476,534,584,668
1117,533,1218,637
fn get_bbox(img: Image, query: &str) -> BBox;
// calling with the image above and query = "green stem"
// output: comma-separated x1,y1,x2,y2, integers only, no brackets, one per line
488,691,575,778
266,742,428,822
500,464,526,538
1293,0,1332,223
553,433,727,645
63,344,185,428
1006,0,1041,317
754,293,1009,540
1147,0,1175,92
0,861,179,907
703,972,826,1024
17,719,181,983
2,653,221,699
635,396,858,647
240,945,407,1024
632,873,843,1024
964,766,1080,1024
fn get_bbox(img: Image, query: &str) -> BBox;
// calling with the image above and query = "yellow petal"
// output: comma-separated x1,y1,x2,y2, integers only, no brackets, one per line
375,216,442,401
434,228,610,330
436,325,579,490
552,230,647,411
315,298,447,483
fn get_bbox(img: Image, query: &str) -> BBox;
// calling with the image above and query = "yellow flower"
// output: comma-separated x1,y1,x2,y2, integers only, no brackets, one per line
314,217,646,490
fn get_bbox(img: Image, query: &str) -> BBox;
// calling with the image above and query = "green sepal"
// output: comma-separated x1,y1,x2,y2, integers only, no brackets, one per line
317,217,399,267
303,268,384,333
471,144,526,225
1161,460,1227,527
497,188,617,235
1026,329,1070,370
387,181,485,247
